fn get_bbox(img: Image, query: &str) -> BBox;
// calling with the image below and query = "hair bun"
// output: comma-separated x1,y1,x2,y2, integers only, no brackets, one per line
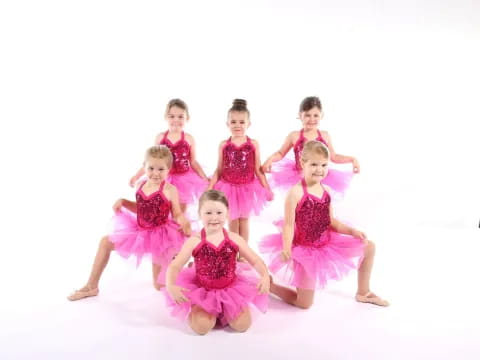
232,98,247,107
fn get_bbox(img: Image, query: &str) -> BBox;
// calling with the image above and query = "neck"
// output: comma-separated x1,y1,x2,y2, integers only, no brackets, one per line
231,134,247,141
204,227,224,237
168,128,182,134
304,177,321,187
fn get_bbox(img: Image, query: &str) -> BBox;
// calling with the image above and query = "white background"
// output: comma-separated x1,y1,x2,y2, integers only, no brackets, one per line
1,1,479,359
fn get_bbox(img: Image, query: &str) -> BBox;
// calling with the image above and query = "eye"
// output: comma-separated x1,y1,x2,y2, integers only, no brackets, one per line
216,211,223,215
206,211,212,215
149,166,154,170
322,164,327,168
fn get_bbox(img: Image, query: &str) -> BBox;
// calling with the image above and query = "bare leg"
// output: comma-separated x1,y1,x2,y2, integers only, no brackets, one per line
270,277,315,309
67,236,114,301
188,305,216,335
238,218,249,243
229,308,252,332
180,203,187,214
152,263,163,290
229,219,239,235
355,240,389,306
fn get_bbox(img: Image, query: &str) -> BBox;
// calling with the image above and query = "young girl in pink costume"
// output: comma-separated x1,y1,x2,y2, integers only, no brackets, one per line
130,99,209,212
209,99,273,243
260,141,388,308
68,146,191,301
262,96,359,195
165,190,269,335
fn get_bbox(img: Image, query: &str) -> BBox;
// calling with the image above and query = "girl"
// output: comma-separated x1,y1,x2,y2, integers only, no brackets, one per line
262,96,359,194
165,190,269,335
68,146,191,301
260,141,388,308
130,99,209,213
209,99,273,243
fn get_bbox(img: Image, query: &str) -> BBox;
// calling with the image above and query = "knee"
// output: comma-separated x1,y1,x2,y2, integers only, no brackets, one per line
100,236,113,251
230,312,252,333
296,300,313,310
190,313,215,336
365,240,376,256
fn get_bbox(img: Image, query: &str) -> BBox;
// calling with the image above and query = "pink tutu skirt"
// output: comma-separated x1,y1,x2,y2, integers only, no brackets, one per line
169,169,208,205
164,263,268,326
109,210,186,282
270,158,353,194
214,178,270,220
259,228,365,290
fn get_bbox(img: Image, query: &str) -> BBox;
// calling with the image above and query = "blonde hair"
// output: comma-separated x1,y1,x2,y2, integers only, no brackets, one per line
145,145,173,168
164,98,190,119
301,140,329,163
199,190,229,210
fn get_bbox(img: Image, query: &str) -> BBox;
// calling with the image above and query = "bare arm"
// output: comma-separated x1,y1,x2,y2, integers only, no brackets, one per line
282,186,301,258
186,134,209,180
166,184,191,236
165,236,200,302
252,140,273,197
208,141,225,190
262,132,296,172
229,232,270,293
322,131,360,173
113,198,137,213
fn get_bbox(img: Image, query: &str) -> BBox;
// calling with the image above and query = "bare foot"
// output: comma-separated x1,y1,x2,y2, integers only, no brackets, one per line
355,291,389,307
67,286,99,301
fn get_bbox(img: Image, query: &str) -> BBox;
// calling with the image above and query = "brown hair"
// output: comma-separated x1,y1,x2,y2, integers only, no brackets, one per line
299,96,322,113
145,145,173,168
199,190,229,210
301,140,329,162
164,98,190,119
228,98,250,118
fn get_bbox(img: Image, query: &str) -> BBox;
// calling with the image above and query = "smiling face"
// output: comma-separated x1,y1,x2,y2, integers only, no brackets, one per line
144,156,170,185
301,153,329,183
227,110,250,137
166,105,188,132
199,200,228,232
299,106,322,131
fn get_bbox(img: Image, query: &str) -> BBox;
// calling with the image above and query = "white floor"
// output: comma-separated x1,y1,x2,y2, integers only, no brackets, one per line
1,219,479,360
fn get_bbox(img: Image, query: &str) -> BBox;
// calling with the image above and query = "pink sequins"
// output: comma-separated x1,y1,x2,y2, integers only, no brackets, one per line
193,229,239,289
294,129,328,170
221,137,255,184
160,131,191,174
293,180,331,247
136,182,171,229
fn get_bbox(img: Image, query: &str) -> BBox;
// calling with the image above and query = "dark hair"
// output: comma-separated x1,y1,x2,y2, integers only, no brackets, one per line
199,190,229,210
228,98,250,118
299,96,322,113
164,98,190,118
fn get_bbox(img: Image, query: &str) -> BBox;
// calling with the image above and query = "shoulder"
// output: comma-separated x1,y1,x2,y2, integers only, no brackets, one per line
320,130,331,139
250,138,260,147
322,184,333,195
289,130,301,142
219,139,227,148
287,182,303,202
163,182,179,198
184,132,195,143
184,234,202,250
155,132,165,144
227,231,245,245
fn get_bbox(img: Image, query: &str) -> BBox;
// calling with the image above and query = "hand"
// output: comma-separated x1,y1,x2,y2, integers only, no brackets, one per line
266,189,274,201
257,274,270,294
262,160,272,173
352,158,360,173
167,284,190,304
179,221,192,236
281,248,291,262
129,176,137,188
112,199,123,212
351,229,367,242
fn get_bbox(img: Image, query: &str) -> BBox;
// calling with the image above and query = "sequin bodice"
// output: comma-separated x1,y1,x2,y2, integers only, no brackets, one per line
293,130,328,170
159,131,191,174
221,137,255,184
193,229,239,289
293,179,331,247
135,181,171,229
